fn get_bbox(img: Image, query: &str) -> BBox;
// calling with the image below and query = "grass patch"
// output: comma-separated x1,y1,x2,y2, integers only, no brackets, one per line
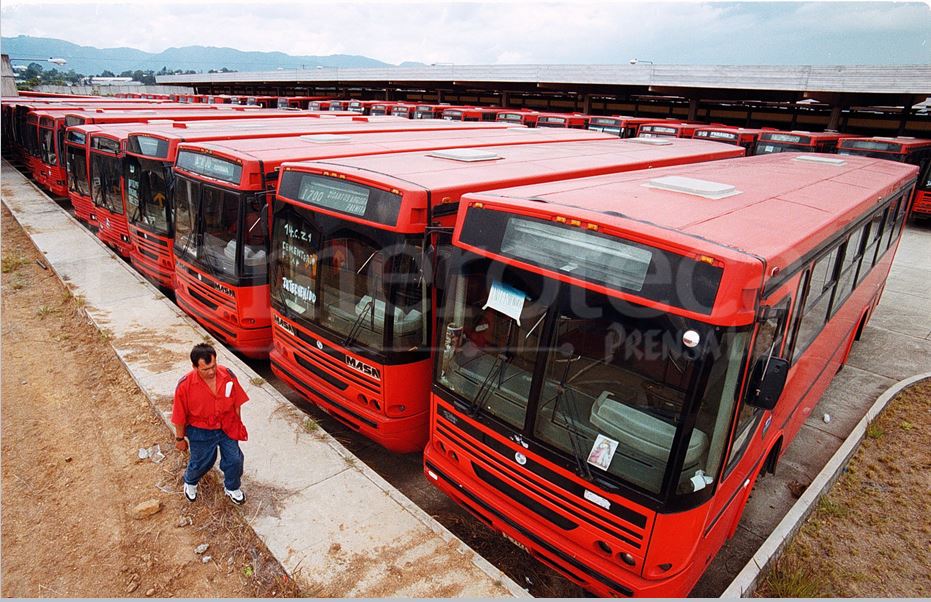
817,495,849,518
2,254,29,274
758,556,826,597
250,377,265,386
302,418,318,433
865,421,884,440
35,305,55,317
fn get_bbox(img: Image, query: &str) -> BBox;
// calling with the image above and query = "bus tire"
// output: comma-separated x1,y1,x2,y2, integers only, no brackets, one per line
763,438,782,476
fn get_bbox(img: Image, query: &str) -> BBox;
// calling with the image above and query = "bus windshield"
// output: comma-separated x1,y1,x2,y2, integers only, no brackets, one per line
755,142,812,154
66,145,89,196
125,156,172,234
173,174,268,280
437,252,748,500
40,127,57,165
270,202,427,354
91,153,124,214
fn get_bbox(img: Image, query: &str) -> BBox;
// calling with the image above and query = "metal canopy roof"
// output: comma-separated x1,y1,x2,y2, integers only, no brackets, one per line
158,63,931,107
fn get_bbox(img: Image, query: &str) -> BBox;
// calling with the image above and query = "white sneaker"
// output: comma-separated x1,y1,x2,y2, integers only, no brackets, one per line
183,482,197,502
224,488,245,505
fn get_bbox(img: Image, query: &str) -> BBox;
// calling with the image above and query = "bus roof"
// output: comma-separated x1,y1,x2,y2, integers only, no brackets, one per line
178,128,616,178
461,152,917,279
282,137,744,199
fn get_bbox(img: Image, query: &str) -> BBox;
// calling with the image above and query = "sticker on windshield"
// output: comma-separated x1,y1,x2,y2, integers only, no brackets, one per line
587,434,619,471
482,281,528,325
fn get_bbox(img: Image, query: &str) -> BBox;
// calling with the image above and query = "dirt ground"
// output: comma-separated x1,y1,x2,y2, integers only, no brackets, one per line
1,204,299,598
756,379,931,597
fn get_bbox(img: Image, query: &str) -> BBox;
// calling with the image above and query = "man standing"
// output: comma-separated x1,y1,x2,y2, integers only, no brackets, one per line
173,343,249,505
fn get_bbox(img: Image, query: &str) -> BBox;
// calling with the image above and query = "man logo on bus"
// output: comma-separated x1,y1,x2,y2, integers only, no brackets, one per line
345,357,381,380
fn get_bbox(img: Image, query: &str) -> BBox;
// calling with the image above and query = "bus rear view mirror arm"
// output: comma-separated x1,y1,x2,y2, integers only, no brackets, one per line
747,357,789,411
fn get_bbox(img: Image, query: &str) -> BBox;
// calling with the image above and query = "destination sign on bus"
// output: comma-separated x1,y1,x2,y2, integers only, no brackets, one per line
91,137,121,154
840,140,901,153
763,133,809,144
175,150,243,184
643,126,676,135
278,172,403,226
696,131,738,141
459,207,723,313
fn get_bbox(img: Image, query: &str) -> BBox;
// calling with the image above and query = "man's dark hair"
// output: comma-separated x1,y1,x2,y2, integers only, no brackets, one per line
190,343,217,367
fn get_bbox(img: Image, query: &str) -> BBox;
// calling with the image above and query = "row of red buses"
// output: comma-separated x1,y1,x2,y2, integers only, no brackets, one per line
35,106,293,197
120,117,518,290
267,137,745,452
64,112,361,229
423,151,918,596
276,96,331,110
68,116,512,275
171,128,612,358
838,136,931,217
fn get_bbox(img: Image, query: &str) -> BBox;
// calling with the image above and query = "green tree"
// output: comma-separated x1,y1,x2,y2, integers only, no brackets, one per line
99,69,116,77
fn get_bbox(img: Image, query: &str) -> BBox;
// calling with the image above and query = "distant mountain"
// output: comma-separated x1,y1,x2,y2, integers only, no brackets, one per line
1,35,393,75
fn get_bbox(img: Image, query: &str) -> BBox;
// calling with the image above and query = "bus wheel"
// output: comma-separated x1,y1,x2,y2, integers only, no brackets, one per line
763,439,782,476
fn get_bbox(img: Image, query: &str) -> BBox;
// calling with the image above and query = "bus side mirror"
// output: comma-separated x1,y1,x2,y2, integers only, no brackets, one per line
747,357,789,410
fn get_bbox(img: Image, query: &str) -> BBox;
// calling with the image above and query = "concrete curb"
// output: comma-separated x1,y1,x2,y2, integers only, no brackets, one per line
720,371,931,598
1,161,528,598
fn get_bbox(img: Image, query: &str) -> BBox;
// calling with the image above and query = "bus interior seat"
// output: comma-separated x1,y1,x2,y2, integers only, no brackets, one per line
590,390,708,468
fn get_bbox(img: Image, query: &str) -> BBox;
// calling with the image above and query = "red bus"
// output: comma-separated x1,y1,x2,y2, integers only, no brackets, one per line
347,100,400,115
244,96,279,108
308,100,332,111
268,138,744,452
587,116,659,138
414,104,452,119
368,102,403,116
172,126,617,358
424,152,917,597
443,107,503,122
535,112,591,129
276,96,330,110
328,100,353,112
638,121,703,138
754,130,855,155
692,126,768,153
390,104,417,119
496,110,540,127
122,116,514,289
837,136,931,217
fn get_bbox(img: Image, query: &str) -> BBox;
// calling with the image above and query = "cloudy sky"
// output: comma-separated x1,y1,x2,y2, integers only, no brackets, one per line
1,1,929,66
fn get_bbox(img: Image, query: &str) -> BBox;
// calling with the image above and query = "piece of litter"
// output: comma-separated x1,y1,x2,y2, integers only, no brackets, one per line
823,413,832,423
139,444,165,463
202,555,212,564
138,448,149,459
194,543,209,555
35,259,48,270
177,515,193,528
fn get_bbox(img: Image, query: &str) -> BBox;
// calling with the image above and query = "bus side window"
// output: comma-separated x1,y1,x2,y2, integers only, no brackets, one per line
792,243,843,361
724,298,790,475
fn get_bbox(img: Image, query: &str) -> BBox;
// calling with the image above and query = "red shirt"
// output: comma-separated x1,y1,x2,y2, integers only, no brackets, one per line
172,365,249,439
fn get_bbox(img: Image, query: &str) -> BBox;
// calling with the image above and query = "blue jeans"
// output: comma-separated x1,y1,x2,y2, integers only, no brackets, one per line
183,425,244,491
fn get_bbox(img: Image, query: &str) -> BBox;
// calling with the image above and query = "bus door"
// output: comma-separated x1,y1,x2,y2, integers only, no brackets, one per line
707,293,792,544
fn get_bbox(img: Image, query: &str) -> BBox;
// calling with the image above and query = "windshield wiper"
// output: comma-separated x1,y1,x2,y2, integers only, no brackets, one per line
342,298,374,347
469,319,516,417
551,348,593,481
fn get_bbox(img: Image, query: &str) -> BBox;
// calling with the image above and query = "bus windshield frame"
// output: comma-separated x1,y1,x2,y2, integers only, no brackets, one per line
270,198,429,362
125,155,173,235
435,248,750,508
173,172,269,285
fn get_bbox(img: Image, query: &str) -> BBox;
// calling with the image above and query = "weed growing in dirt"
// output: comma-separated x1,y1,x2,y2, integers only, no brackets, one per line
758,556,826,597
1,254,28,274
866,421,884,440
250,377,265,386
302,418,318,433
35,305,55,317
817,495,849,518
